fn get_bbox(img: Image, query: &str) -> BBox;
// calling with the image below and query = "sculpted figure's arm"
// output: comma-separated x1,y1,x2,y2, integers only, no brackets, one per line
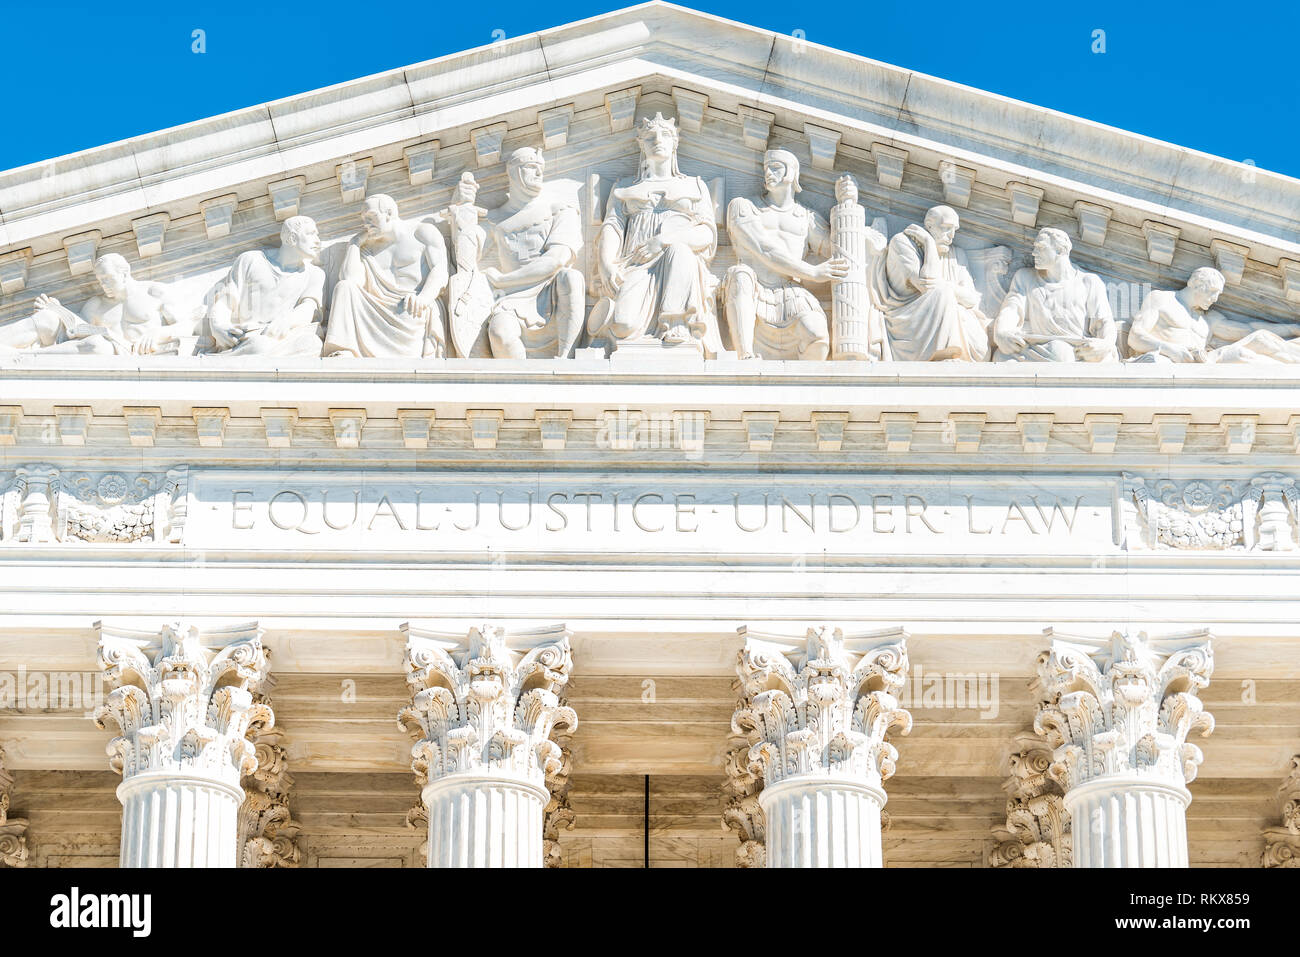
728,199,846,283
32,294,96,338
339,240,366,286
414,222,449,306
993,272,1029,355
596,192,628,298
271,269,325,341
1077,273,1117,361
1128,293,1201,362
1207,311,1295,345
486,205,581,294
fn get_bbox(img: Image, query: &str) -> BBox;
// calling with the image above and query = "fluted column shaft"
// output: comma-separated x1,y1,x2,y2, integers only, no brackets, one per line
422,774,548,868
1066,777,1190,868
760,777,885,868
118,772,243,868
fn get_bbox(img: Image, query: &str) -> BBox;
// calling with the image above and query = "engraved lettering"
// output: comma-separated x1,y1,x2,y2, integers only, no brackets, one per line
781,495,815,532
827,493,859,533
268,490,316,534
964,494,992,534
231,490,255,530
414,490,439,530
734,492,769,533
546,492,569,532
906,494,942,534
453,491,482,531
872,494,895,533
322,489,360,530
497,490,534,531
675,493,697,533
368,493,407,531
633,492,664,532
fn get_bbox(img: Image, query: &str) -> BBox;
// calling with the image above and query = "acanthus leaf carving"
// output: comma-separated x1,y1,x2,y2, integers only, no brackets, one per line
93,621,273,788
731,625,910,801
238,682,302,868
399,621,578,789
0,746,31,868
1032,628,1214,794
1262,755,1300,868
989,730,1070,868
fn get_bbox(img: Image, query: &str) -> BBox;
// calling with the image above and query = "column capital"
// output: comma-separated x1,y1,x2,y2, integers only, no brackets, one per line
542,742,575,868
0,746,30,868
93,621,273,789
732,625,911,791
990,730,1070,868
1033,628,1214,794
399,623,578,789
239,689,302,868
723,736,766,868
1262,755,1300,867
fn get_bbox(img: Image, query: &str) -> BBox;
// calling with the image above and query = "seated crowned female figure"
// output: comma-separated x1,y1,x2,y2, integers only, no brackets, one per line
589,113,723,356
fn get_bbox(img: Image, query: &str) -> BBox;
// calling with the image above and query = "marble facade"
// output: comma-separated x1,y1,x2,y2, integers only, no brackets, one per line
0,3,1298,868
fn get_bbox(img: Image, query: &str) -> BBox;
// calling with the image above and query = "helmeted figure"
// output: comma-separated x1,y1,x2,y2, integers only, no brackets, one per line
723,149,847,360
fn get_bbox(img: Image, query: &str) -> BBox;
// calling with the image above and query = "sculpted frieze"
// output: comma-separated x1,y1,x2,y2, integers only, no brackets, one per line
723,149,849,361
588,112,724,357
323,194,449,358
1121,472,1298,551
1129,267,1300,364
1,254,200,356
0,465,187,544
445,153,585,359
1,108,1297,366
203,216,326,357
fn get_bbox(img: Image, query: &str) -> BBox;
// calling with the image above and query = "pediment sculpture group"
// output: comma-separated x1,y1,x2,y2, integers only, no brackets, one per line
3,113,1298,365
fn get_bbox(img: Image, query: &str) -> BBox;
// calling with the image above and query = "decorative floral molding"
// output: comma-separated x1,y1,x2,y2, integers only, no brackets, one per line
1121,472,1297,550
239,684,302,868
0,465,187,544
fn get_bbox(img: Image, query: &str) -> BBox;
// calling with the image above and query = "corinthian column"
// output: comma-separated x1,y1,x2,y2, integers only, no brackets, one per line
399,623,577,868
731,625,911,868
1034,628,1214,868
94,621,272,868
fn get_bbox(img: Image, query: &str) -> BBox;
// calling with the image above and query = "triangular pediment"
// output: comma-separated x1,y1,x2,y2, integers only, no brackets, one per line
1,1,1298,343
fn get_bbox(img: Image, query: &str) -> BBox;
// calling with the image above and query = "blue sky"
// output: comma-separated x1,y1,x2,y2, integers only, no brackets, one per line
3,0,1298,178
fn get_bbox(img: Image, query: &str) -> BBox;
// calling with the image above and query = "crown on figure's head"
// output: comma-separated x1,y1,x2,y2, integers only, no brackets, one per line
635,112,679,136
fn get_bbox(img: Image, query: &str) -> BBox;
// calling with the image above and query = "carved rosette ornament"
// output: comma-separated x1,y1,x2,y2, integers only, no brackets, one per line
731,625,911,868
0,465,188,544
989,731,1070,868
93,621,273,867
1261,755,1300,867
1033,628,1214,868
238,685,302,868
1121,472,1299,551
0,747,31,867
399,623,577,868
